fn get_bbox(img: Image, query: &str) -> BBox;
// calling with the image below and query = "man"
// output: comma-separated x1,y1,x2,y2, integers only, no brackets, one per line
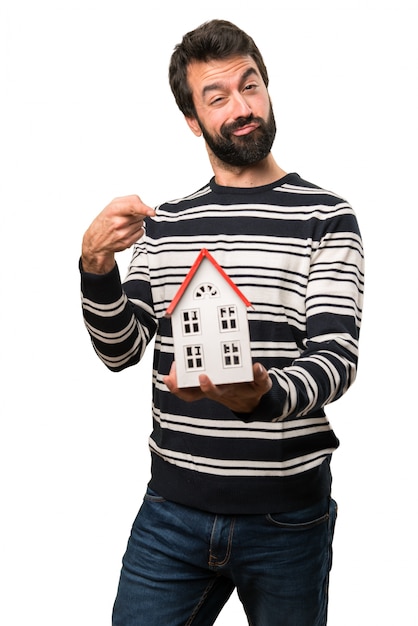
80,19,364,626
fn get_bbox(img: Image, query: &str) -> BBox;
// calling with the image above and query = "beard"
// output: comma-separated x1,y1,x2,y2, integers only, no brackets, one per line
197,104,277,167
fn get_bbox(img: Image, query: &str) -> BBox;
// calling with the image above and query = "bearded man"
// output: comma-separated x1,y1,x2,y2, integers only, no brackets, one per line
80,19,364,626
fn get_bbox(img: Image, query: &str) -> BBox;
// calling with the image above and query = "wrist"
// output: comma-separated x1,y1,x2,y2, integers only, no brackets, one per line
81,251,115,274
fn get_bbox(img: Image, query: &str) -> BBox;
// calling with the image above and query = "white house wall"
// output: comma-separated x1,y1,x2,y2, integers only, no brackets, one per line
170,257,253,388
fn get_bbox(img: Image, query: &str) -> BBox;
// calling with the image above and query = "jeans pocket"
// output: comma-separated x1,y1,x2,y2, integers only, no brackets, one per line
144,487,167,503
266,498,330,530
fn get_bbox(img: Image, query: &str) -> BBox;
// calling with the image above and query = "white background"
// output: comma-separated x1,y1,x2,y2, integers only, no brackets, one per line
1,1,417,624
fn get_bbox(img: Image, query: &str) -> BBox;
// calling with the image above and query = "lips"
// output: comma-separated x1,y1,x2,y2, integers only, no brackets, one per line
231,122,260,137
221,116,261,139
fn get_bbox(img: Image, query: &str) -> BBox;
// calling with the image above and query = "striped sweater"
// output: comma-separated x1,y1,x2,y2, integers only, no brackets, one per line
80,173,364,514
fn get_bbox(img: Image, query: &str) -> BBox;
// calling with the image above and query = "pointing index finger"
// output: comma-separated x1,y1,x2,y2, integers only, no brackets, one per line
111,195,156,218
130,195,156,218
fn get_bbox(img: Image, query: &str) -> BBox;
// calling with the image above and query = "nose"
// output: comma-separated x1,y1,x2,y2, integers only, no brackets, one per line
230,91,252,120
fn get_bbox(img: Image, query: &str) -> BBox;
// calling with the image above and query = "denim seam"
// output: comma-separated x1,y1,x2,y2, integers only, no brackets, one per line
266,511,329,530
208,516,236,568
185,576,220,626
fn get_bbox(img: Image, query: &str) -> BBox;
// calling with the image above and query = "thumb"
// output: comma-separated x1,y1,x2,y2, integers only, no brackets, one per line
253,363,272,390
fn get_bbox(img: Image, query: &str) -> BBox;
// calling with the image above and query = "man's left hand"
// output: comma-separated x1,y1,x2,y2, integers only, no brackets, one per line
163,362,272,413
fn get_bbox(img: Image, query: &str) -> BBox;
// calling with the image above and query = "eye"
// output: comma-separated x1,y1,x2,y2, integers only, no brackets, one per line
209,96,227,107
211,95,225,104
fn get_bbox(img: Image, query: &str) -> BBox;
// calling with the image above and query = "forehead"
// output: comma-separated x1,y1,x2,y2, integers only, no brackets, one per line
187,55,260,98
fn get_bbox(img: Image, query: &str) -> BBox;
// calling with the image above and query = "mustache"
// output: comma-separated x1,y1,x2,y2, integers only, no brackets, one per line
221,115,262,138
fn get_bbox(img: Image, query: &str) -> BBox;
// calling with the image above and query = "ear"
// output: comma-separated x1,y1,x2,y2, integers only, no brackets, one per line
185,116,202,137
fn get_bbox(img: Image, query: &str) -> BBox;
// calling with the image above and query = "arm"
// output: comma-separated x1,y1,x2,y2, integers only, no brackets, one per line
81,194,155,273
260,219,364,422
165,212,364,421
80,195,157,371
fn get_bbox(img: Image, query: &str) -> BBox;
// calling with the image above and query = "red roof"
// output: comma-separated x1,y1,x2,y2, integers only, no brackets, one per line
165,248,252,317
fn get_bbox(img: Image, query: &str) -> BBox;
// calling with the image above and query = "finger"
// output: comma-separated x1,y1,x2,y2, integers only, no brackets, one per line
253,363,272,392
164,364,205,403
163,361,177,391
111,195,156,219
198,374,216,395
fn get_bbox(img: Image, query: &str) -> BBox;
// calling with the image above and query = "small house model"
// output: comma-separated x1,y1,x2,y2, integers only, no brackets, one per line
165,249,254,388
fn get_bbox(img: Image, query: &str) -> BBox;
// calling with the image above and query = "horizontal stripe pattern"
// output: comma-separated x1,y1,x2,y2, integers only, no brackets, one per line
154,407,333,440
149,438,335,477
81,173,364,510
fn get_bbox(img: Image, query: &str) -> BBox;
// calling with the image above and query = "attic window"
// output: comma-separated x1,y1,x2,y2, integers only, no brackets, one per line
194,283,219,299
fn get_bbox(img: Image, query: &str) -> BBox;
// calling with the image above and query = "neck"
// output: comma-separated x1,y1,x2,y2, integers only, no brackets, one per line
209,152,287,188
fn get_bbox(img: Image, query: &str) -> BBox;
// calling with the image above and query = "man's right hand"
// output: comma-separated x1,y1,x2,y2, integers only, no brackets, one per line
81,195,156,274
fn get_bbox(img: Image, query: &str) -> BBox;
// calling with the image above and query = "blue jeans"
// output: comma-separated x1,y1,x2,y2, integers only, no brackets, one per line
112,488,337,626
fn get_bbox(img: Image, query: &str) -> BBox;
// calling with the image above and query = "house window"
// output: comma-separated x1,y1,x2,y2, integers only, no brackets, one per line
194,283,219,299
218,305,239,332
184,345,204,371
222,341,242,368
181,309,201,335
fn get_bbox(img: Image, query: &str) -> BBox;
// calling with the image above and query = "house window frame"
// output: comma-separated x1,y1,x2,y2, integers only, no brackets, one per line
181,308,202,336
221,341,242,368
218,304,239,333
193,282,220,299
184,344,205,371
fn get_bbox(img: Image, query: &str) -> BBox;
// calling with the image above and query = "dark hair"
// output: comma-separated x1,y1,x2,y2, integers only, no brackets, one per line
169,19,269,118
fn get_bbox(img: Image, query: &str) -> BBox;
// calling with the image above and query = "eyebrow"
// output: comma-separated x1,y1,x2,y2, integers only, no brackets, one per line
201,66,259,99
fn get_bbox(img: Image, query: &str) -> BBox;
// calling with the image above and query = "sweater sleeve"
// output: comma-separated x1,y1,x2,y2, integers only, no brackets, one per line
244,211,365,423
80,258,157,371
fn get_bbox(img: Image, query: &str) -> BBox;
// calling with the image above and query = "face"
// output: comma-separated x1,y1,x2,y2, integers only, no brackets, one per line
186,56,276,167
